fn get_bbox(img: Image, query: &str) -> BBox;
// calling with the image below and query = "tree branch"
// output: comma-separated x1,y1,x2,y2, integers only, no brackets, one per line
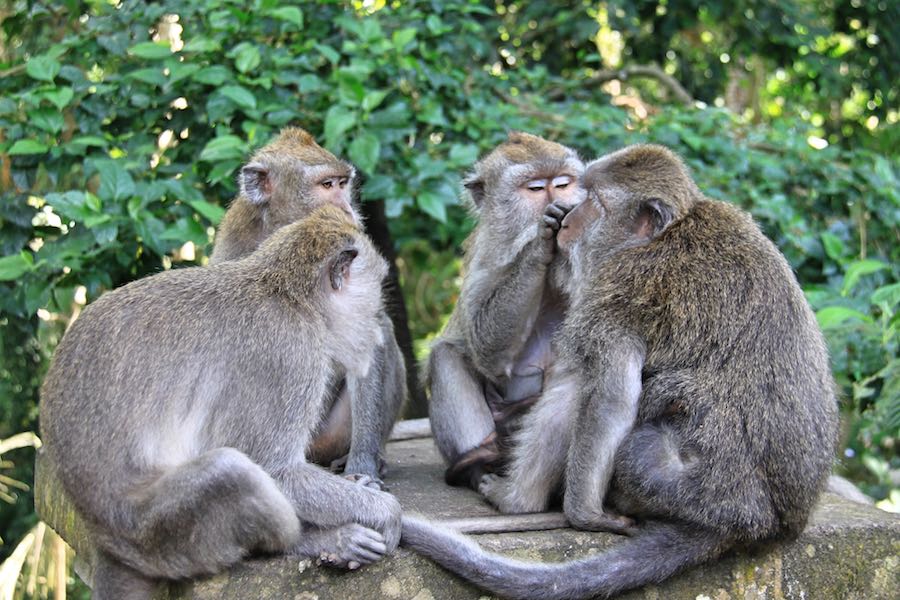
548,63,695,106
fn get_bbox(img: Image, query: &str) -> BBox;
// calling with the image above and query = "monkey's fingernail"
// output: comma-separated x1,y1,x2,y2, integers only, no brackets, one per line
348,561,360,570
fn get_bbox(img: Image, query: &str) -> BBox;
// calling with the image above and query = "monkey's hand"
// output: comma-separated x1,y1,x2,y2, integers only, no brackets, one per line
478,474,545,514
290,523,388,570
565,507,637,536
538,201,574,264
358,487,403,553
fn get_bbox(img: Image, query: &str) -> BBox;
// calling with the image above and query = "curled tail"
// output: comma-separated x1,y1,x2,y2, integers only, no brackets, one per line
401,515,727,600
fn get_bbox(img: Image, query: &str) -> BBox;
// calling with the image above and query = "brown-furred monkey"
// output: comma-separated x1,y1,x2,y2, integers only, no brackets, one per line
403,145,838,600
426,131,586,491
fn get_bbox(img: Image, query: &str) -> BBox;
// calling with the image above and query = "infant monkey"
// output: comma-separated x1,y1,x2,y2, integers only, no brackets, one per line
403,145,838,600
40,206,401,600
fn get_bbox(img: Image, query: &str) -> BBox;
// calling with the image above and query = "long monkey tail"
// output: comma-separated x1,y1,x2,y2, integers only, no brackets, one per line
401,514,728,600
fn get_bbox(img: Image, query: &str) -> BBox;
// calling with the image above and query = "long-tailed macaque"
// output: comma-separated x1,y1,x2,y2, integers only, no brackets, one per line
426,131,586,489
402,145,838,600
40,206,402,600
211,128,405,486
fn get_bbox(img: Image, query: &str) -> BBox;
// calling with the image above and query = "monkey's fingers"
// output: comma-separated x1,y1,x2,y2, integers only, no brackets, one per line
571,511,637,536
542,214,563,232
544,202,571,221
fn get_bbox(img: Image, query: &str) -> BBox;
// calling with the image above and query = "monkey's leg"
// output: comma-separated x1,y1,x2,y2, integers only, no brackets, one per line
343,314,406,487
105,447,300,580
563,342,644,534
427,340,499,487
275,461,402,553
479,372,578,513
92,552,158,600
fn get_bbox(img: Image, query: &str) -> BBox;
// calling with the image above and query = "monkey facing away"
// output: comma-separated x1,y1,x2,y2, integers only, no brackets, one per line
402,145,839,600
426,131,586,490
40,206,402,600
211,127,406,487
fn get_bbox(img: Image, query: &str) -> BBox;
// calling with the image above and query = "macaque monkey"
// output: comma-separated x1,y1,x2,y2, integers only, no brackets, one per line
402,145,838,600
211,127,405,487
40,206,402,600
426,131,586,489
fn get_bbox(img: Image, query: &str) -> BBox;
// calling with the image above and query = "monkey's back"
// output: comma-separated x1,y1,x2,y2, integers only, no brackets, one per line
584,199,838,539
39,263,330,522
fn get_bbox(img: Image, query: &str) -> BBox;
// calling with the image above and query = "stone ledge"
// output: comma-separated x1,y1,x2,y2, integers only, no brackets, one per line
36,433,900,599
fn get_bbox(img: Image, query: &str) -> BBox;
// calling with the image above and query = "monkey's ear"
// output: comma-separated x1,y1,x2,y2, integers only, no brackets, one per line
240,161,271,205
463,175,486,208
633,198,674,240
329,247,359,291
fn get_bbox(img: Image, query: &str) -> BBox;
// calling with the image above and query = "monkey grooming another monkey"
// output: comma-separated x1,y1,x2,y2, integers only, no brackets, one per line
402,145,839,600
426,131,586,490
211,127,406,488
40,206,402,600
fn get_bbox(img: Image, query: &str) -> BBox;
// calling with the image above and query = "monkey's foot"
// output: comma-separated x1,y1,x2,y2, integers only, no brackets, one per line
344,472,387,491
478,474,546,513
565,509,637,536
444,433,502,489
291,524,387,570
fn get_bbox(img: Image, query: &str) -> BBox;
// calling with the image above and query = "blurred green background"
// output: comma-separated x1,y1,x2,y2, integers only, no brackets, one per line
0,0,897,597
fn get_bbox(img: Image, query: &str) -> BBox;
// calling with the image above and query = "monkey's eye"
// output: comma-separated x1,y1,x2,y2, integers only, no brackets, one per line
321,179,334,189
525,179,547,192
338,177,350,188
552,175,572,189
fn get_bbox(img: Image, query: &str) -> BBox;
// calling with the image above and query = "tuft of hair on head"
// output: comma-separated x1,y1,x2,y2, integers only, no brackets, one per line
500,130,570,164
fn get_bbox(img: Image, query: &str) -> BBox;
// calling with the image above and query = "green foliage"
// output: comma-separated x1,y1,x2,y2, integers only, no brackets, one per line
0,0,897,572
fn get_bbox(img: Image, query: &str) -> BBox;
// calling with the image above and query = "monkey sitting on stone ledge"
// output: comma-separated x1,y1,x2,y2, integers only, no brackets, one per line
402,144,839,600
39,205,402,600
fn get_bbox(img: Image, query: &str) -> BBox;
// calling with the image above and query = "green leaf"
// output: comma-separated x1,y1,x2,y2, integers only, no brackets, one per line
348,132,381,174
324,106,357,148
182,38,221,53
268,6,304,28
128,41,172,60
94,160,135,203
26,55,61,82
449,143,479,166
842,259,888,296
127,68,167,87
337,72,366,105
28,108,64,134
316,44,340,64
417,191,447,222
232,43,261,73
187,200,226,224
821,232,846,262
42,87,74,110
816,306,873,329
168,62,200,85
193,66,231,86
220,85,257,110
199,135,247,162
0,251,34,281
871,282,900,309
8,139,49,155
362,90,389,112
392,27,417,50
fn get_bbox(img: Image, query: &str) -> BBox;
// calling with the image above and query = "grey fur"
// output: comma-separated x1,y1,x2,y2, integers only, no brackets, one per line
40,207,402,598
210,128,406,487
404,145,839,599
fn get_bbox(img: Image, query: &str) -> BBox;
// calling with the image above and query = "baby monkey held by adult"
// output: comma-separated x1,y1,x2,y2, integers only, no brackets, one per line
404,144,838,600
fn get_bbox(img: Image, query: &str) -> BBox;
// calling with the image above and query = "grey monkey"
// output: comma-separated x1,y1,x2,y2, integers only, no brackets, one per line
402,145,839,600
40,206,402,600
211,127,406,487
426,131,586,489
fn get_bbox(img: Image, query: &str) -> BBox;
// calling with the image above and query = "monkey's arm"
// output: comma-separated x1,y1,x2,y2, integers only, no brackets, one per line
344,314,406,486
462,203,567,377
276,461,402,552
563,339,644,534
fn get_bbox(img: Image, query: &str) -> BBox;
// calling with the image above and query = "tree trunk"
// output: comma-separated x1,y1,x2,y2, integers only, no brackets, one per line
360,199,427,417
